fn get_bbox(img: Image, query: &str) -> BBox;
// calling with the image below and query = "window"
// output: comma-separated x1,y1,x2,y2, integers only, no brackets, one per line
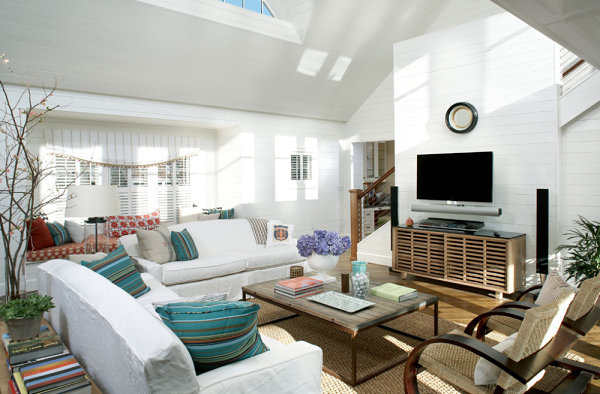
291,154,312,181
110,159,191,223
218,0,274,17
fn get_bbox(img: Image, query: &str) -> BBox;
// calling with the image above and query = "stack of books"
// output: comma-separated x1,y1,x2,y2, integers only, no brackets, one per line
3,327,91,394
275,276,324,298
370,283,418,302
5,333,64,365
11,353,91,394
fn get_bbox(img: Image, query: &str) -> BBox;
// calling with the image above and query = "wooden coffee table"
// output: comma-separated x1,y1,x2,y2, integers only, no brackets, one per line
242,278,438,386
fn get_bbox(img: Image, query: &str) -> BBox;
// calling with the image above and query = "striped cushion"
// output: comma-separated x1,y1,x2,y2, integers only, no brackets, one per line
46,222,71,246
171,229,199,261
81,245,150,298
155,301,268,372
246,217,269,244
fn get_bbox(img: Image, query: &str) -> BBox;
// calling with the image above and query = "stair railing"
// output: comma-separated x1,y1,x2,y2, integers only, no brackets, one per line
349,166,395,261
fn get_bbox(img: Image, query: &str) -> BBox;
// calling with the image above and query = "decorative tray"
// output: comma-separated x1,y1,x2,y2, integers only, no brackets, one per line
307,291,375,313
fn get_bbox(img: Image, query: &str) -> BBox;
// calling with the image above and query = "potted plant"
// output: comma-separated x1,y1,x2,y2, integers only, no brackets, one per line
297,230,351,283
556,216,600,287
0,293,55,340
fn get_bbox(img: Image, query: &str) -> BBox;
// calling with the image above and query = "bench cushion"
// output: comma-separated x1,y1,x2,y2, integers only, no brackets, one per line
26,237,119,262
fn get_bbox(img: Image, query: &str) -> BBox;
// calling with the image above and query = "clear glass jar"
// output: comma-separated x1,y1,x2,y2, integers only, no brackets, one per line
351,272,370,299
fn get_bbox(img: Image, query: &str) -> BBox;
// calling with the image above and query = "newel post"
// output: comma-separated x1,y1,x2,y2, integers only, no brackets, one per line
349,189,362,262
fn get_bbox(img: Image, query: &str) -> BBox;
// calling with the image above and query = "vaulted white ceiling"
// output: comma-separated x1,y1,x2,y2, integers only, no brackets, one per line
0,0,502,121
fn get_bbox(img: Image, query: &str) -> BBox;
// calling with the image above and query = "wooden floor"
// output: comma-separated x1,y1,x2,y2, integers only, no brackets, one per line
332,253,600,392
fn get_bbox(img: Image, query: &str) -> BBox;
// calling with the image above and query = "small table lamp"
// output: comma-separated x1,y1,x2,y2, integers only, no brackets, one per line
66,185,120,253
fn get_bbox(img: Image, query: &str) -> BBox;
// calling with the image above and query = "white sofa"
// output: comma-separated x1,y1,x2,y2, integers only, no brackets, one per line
37,259,323,394
119,219,307,300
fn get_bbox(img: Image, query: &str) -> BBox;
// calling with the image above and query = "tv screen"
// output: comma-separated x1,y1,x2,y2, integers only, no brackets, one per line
417,151,493,203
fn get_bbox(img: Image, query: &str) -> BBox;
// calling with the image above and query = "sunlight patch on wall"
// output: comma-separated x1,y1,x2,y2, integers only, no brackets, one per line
394,55,430,153
240,132,255,204
275,135,297,202
297,48,329,77
328,56,352,82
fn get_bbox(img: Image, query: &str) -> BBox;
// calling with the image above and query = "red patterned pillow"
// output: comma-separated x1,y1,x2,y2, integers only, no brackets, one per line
106,210,160,238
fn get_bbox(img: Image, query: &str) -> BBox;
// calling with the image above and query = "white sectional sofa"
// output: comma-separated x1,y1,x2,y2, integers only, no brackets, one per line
37,259,323,394
119,219,307,300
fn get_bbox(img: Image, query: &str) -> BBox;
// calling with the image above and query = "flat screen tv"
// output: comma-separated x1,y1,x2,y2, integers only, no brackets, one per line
417,151,493,203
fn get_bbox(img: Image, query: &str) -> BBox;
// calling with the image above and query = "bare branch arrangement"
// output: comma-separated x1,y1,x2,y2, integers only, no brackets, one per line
0,54,74,300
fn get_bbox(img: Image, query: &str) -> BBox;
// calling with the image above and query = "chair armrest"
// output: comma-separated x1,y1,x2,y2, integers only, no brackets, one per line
498,300,538,310
404,333,527,393
516,284,543,301
464,307,526,339
197,340,323,394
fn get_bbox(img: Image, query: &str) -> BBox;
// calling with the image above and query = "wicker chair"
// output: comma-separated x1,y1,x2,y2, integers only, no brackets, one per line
404,289,600,393
468,274,600,340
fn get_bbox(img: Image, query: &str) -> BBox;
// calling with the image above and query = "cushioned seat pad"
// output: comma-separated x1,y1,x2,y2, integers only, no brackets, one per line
244,246,303,270
161,254,246,285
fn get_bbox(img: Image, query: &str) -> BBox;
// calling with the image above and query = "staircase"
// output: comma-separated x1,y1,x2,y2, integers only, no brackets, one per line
357,221,392,267
559,49,600,127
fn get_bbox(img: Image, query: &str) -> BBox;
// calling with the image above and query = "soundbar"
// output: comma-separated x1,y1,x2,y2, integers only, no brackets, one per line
411,203,502,217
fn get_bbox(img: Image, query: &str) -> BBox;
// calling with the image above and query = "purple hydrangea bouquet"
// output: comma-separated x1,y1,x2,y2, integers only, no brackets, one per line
297,230,351,257
297,230,351,283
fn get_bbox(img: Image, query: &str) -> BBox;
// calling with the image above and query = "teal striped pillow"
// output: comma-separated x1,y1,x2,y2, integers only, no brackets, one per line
155,301,268,372
81,245,150,298
46,222,71,245
171,229,198,261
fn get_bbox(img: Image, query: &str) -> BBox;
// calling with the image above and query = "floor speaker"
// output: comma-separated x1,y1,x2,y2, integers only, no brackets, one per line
391,186,399,227
536,189,549,275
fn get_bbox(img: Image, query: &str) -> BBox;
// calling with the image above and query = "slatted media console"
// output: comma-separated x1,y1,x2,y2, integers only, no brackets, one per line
392,226,526,299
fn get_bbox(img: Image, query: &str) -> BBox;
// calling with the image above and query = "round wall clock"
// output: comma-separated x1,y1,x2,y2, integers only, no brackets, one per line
445,102,478,133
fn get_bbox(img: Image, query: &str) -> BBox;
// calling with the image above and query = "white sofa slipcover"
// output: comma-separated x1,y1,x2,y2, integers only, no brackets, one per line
119,219,307,300
37,259,323,394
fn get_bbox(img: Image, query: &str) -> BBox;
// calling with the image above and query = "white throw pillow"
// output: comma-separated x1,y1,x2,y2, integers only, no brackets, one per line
266,223,294,247
474,332,518,385
64,220,84,243
536,271,576,305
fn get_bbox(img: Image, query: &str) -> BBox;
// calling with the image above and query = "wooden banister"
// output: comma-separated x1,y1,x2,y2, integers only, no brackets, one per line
562,59,585,78
349,166,395,262
359,166,395,199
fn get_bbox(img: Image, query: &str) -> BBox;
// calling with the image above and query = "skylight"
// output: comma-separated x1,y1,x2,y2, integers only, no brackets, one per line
218,0,274,17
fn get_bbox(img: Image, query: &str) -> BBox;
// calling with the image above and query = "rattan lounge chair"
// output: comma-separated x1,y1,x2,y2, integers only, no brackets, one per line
404,289,600,393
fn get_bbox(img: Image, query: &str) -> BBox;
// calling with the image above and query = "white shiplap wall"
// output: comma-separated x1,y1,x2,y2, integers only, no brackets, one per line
393,13,558,282
344,72,395,143
560,102,600,242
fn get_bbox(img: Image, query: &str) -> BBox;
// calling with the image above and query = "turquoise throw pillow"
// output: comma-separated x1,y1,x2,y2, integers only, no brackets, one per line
46,222,71,245
81,245,150,298
155,301,269,373
171,229,198,261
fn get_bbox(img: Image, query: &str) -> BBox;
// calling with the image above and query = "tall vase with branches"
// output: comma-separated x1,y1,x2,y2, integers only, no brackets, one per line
0,54,67,300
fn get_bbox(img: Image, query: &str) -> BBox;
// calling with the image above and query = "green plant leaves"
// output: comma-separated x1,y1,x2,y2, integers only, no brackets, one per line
557,216,600,287
0,293,54,320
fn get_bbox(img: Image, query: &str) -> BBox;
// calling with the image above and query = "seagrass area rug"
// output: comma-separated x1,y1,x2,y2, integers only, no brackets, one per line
253,300,585,394
253,299,464,393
